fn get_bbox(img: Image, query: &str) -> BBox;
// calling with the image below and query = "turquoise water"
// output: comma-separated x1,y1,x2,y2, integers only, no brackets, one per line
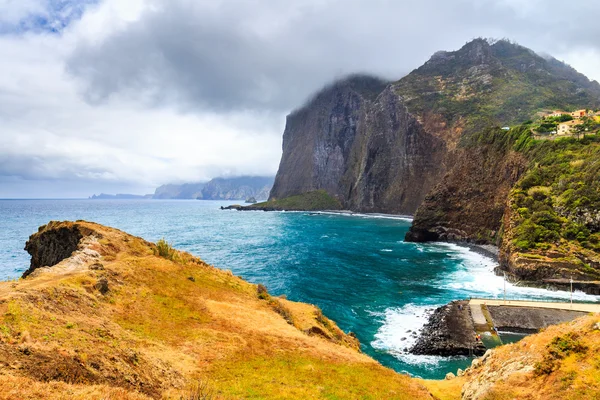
0,199,597,379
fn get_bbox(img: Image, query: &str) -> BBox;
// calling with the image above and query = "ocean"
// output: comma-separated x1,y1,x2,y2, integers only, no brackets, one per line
1,199,597,379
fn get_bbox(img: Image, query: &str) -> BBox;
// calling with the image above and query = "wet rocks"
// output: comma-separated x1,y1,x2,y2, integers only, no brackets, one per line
410,300,486,356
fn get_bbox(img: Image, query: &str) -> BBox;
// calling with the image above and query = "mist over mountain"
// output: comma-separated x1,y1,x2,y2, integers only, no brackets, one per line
153,176,274,200
271,38,600,215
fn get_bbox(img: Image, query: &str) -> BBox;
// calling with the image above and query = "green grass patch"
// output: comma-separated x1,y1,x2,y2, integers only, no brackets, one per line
249,190,343,211
208,355,430,400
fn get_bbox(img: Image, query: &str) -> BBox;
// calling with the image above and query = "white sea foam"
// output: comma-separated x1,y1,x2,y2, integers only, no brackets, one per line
435,243,600,302
371,304,445,366
380,249,393,252
310,211,413,221
373,241,600,368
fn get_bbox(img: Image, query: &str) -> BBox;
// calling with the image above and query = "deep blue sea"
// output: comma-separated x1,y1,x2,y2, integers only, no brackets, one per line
1,199,598,379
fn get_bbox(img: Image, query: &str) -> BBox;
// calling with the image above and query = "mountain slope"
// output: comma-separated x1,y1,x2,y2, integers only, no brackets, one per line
269,74,446,214
0,221,431,399
153,176,273,200
270,39,600,216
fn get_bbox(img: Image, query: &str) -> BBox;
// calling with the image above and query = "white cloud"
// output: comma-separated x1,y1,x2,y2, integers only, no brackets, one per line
1,0,600,198
0,0,45,24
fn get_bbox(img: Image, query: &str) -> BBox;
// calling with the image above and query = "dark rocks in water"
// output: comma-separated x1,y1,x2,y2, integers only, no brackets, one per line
220,205,243,210
410,300,486,357
245,197,257,204
23,222,85,278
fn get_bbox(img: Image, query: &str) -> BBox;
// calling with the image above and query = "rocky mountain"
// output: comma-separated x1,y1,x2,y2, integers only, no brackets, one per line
271,39,600,216
200,176,273,201
270,74,445,214
269,38,600,284
153,176,273,200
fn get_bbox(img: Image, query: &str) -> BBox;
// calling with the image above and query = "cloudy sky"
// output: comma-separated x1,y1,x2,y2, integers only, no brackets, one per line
2,0,600,198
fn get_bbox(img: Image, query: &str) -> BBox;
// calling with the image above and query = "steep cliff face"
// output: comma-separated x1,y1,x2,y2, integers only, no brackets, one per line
271,39,600,217
406,128,529,243
200,176,273,200
496,137,600,287
270,75,446,214
270,75,387,202
340,87,446,213
153,176,273,200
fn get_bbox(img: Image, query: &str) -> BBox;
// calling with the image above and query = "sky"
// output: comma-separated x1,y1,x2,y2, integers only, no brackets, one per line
1,0,600,198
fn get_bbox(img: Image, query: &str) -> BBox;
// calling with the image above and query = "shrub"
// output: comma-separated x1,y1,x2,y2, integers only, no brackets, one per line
269,299,294,325
155,238,177,261
535,332,588,376
257,284,269,300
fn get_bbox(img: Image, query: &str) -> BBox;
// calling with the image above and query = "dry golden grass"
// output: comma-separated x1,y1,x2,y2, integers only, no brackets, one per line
420,377,464,400
0,375,151,400
465,314,600,400
0,221,432,399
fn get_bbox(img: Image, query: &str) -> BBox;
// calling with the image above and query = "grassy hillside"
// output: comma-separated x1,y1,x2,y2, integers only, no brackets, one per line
395,39,600,131
0,221,428,399
495,131,600,280
461,314,600,400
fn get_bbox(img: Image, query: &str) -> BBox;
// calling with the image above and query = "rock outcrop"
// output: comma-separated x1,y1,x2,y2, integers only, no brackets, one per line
23,222,90,278
271,39,600,221
410,301,486,356
270,75,446,214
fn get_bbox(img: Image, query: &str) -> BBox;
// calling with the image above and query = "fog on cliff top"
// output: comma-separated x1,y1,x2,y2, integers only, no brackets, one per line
1,0,600,197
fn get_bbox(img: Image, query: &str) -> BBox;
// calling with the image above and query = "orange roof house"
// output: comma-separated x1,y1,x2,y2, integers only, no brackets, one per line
557,120,579,135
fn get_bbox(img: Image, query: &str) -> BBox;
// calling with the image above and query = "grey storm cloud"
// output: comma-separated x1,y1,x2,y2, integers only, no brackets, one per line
4,0,600,198
66,0,600,113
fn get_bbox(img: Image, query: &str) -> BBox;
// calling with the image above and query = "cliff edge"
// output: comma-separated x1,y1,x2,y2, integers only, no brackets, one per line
0,221,431,399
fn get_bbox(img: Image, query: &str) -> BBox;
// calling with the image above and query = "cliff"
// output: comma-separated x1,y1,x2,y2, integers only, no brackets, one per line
497,135,600,287
153,176,274,200
153,182,206,199
402,39,600,245
271,39,600,218
0,221,431,399
270,75,445,214
200,176,273,201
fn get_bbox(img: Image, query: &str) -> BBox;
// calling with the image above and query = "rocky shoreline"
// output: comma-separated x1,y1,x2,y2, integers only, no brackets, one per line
410,300,486,357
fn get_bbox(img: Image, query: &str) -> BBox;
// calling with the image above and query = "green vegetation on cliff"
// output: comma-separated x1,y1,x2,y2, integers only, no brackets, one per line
512,137,600,251
249,190,343,211
465,124,600,280
395,39,600,130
